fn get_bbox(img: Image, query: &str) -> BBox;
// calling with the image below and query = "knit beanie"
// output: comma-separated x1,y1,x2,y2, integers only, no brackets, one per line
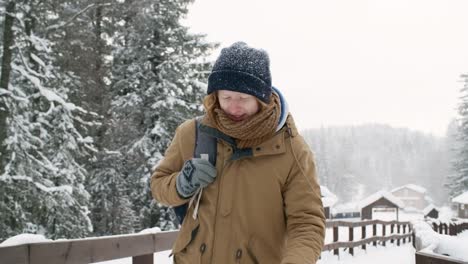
207,42,272,103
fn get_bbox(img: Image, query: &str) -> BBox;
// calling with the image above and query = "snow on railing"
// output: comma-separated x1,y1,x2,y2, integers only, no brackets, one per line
0,230,178,264
413,219,468,264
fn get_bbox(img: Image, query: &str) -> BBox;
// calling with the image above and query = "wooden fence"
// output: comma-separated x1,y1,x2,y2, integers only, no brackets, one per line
0,220,413,264
323,220,412,257
431,222,468,236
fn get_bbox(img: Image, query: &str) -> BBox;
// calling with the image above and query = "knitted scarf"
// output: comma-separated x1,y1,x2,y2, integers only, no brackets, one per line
203,92,281,149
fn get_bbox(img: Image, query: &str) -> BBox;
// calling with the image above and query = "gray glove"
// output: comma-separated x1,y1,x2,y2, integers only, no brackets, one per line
176,158,217,198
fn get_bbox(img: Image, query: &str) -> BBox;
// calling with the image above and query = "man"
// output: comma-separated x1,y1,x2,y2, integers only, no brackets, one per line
151,42,325,264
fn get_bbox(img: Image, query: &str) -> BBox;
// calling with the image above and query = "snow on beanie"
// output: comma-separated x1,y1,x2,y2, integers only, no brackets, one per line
207,42,272,103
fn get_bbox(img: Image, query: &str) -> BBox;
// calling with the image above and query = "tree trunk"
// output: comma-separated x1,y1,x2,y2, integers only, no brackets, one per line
0,1,16,175
92,5,109,150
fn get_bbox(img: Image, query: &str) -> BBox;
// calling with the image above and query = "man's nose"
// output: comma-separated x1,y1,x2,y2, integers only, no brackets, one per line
228,101,242,113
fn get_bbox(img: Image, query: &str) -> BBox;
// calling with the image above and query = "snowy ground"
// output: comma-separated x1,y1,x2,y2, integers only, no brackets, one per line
318,243,415,264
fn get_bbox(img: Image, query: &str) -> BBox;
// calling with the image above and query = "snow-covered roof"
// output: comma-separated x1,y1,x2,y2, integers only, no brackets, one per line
320,185,338,207
452,191,468,204
359,190,405,209
424,195,434,203
422,204,438,215
391,184,427,194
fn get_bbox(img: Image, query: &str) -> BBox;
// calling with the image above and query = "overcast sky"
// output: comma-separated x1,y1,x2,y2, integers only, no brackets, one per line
184,0,468,136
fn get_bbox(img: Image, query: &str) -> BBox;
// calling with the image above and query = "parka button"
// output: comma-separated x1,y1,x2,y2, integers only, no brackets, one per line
236,249,243,259
276,145,280,149
200,243,206,253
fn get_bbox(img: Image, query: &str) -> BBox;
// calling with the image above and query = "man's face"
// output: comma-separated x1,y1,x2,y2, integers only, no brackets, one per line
217,90,260,122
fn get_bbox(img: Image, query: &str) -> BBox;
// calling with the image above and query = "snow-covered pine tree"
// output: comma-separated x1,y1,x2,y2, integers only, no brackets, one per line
87,0,216,234
447,75,468,197
0,0,95,241
50,0,112,142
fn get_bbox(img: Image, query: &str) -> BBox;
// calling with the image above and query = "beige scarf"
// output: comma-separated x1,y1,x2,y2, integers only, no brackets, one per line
203,92,281,148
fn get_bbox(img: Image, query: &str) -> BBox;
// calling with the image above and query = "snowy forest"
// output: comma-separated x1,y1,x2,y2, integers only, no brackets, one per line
0,0,217,242
304,123,452,205
0,0,467,244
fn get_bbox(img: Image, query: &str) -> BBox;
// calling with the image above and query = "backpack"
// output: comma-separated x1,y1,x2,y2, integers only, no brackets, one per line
173,117,217,225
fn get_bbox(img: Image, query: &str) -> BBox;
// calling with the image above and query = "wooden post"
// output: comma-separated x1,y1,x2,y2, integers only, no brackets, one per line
397,224,401,246
402,225,407,243
390,224,395,244
408,225,412,243
333,226,339,256
133,254,153,264
373,224,377,246
349,226,354,256
361,225,366,250
382,224,386,246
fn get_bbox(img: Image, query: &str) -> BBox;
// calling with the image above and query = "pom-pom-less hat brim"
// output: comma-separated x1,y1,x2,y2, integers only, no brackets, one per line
207,70,272,103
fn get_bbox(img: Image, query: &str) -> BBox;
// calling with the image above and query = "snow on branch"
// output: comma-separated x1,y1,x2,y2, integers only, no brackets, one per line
0,175,73,194
46,3,112,31
11,64,79,112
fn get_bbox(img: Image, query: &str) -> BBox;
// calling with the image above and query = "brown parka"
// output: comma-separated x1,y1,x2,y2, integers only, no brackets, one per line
151,114,325,264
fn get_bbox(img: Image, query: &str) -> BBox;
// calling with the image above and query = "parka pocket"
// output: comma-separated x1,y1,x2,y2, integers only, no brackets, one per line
172,224,200,264
246,236,279,264
246,238,260,264
171,214,200,258
172,224,199,253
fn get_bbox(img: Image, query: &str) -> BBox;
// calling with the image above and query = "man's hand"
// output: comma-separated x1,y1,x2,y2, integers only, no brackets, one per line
176,158,217,198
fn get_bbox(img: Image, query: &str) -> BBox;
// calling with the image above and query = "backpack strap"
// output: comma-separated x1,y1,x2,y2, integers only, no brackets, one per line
173,116,217,225
193,116,217,166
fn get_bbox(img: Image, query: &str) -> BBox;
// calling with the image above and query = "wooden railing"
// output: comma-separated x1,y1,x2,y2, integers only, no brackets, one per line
0,231,178,264
323,220,412,257
415,251,468,264
414,220,468,264
0,220,413,264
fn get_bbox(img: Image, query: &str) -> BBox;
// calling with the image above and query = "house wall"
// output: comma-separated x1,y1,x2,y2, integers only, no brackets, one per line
458,204,468,219
361,197,399,220
392,187,427,210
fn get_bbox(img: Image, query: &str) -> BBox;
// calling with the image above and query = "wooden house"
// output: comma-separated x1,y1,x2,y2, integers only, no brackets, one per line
359,191,404,221
452,191,468,219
